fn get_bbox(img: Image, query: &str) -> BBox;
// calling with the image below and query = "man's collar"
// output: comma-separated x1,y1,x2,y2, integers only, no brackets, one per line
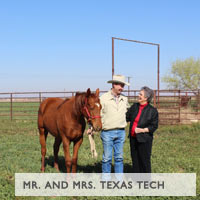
109,90,124,101
111,90,119,98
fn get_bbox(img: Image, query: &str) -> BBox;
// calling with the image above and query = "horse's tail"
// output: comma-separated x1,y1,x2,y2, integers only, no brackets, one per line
38,98,48,129
38,98,48,115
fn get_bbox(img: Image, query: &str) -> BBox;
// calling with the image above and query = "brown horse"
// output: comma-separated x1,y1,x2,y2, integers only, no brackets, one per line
38,88,102,173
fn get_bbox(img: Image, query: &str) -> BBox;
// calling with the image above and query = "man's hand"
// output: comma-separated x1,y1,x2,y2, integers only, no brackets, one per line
86,127,93,135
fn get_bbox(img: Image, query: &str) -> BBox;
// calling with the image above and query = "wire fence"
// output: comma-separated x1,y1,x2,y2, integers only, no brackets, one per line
0,90,200,125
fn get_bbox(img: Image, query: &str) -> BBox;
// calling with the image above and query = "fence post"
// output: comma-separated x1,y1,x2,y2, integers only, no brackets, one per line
153,90,156,107
156,90,160,109
134,91,136,101
178,90,181,123
198,90,200,121
39,92,42,103
10,93,13,121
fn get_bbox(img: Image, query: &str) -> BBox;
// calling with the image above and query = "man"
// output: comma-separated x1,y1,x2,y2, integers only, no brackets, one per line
100,75,130,174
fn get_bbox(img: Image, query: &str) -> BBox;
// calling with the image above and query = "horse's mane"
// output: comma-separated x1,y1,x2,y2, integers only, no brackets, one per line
74,92,97,117
74,92,86,117
57,90,97,117
57,98,70,109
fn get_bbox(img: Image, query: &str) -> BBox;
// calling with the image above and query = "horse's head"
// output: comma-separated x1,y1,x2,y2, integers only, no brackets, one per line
83,88,102,132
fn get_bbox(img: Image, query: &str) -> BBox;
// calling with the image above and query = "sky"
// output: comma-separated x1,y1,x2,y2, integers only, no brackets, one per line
1,0,200,92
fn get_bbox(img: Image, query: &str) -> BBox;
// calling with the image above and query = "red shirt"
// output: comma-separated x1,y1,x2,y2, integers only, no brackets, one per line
131,103,148,137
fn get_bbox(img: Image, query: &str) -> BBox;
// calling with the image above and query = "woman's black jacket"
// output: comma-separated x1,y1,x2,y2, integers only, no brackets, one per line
126,103,159,142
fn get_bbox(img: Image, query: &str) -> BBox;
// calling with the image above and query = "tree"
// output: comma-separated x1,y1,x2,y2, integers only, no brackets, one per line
162,57,200,93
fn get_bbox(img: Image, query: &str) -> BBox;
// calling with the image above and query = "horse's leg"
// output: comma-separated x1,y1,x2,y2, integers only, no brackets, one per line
53,136,62,171
39,128,48,172
62,136,71,173
72,137,83,173
88,134,98,158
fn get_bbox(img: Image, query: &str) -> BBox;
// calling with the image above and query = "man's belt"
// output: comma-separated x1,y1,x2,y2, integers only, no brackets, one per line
102,128,125,131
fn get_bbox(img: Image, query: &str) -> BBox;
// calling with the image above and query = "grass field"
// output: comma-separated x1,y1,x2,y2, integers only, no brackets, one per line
0,119,200,200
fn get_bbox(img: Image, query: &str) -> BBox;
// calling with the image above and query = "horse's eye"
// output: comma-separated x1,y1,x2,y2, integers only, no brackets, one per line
89,106,95,110
88,103,95,110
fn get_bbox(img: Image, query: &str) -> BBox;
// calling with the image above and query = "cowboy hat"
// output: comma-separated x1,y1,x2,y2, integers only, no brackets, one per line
107,75,130,86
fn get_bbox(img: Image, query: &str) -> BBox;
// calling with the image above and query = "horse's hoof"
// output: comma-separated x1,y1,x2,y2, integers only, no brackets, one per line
91,150,98,159
41,168,45,173
54,167,60,172
54,164,60,172
94,152,98,158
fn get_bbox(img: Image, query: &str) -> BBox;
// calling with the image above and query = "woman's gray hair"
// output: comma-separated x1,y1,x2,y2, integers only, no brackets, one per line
141,86,154,103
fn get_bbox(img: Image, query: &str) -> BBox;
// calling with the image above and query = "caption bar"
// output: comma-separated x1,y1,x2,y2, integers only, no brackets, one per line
15,173,196,196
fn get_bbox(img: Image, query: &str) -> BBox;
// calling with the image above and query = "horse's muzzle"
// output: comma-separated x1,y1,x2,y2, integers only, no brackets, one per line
93,125,102,132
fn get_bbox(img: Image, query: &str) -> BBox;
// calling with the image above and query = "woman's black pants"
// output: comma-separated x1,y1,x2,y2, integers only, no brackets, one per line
129,136,153,173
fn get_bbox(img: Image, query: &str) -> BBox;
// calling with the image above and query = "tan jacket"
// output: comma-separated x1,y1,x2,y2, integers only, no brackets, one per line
100,90,130,130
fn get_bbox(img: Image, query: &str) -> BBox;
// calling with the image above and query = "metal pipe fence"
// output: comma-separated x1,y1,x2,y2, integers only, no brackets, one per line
0,90,199,125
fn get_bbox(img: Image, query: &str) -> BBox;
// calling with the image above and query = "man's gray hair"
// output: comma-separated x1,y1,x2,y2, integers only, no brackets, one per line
141,86,154,103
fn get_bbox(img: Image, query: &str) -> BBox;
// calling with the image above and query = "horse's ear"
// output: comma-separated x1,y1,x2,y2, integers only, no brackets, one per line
95,88,100,97
86,88,91,97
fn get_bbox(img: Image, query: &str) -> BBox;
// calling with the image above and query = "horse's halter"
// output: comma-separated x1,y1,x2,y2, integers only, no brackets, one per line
83,98,101,122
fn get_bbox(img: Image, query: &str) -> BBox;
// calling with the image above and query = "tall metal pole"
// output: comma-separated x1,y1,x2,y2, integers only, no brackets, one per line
127,76,132,98
157,44,160,107
10,93,13,121
111,37,160,105
112,37,114,77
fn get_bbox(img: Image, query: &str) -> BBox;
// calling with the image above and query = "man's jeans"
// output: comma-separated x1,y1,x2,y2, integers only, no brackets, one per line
101,129,125,173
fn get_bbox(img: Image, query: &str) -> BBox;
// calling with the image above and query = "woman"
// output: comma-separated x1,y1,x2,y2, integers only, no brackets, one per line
126,86,158,173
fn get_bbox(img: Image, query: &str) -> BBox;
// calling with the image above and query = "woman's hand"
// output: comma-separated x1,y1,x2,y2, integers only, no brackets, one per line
135,127,149,134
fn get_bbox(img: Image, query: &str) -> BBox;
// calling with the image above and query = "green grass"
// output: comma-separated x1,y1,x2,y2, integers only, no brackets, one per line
0,120,200,200
0,102,39,120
